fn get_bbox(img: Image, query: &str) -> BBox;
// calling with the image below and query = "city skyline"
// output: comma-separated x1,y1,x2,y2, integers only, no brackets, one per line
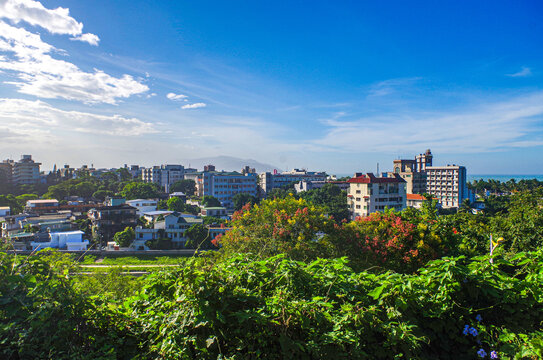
1,1,543,174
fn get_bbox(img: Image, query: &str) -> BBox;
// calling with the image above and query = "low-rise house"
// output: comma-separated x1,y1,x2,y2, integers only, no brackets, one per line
25,199,59,213
30,230,88,251
2,214,29,237
142,210,174,223
200,207,227,218
0,206,10,217
126,199,158,216
135,212,203,249
169,192,187,202
405,194,440,209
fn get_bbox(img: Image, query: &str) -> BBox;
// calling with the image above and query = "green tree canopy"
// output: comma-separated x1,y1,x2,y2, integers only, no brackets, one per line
184,224,212,249
298,184,349,223
170,179,196,196
167,197,185,212
202,195,221,208
232,193,259,211
113,227,135,247
120,182,160,200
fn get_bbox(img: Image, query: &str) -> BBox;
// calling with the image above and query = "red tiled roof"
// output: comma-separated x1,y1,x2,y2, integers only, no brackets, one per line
347,173,406,184
406,194,437,200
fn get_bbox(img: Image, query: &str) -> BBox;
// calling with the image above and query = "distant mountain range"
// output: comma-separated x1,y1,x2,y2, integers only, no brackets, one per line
181,156,282,173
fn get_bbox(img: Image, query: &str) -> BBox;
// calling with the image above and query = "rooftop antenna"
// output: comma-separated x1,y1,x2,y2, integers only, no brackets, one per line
377,162,379,175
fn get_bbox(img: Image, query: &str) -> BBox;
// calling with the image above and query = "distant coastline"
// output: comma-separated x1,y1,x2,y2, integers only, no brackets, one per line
332,173,543,182
468,174,543,182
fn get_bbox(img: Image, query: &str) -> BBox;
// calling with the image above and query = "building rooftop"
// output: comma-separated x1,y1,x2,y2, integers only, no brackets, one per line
143,210,174,216
27,199,59,204
406,194,438,201
348,173,406,184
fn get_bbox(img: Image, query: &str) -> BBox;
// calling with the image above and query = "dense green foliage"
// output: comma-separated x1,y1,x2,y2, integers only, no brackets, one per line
1,249,542,359
201,195,221,208
120,182,161,200
232,193,259,211
1,182,542,359
113,226,136,247
169,179,196,196
298,183,349,223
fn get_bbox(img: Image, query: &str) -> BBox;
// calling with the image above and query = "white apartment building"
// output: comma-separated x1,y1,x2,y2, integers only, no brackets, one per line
347,173,407,220
142,164,185,192
192,171,258,208
259,169,327,195
426,165,468,208
11,155,41,185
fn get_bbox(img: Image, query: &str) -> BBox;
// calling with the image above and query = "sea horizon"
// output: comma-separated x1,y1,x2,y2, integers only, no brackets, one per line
331,173,543,182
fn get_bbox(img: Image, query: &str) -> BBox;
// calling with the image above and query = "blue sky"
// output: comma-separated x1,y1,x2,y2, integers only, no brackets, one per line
0,0,542,174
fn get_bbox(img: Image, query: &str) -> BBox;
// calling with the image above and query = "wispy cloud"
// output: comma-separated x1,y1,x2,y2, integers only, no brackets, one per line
367,77,423,97
70,33,100,46
0,98,158,136
315,91,543,153
0,21,148,104
182,102,206,109
166,92,187,101
0,0,99,45
506,66,532,78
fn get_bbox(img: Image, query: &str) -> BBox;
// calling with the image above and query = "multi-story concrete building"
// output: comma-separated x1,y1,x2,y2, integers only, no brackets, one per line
142,164,185,192
192,170,258,208
426,165,469,208
0,159,14,183
294,180,349,193
259,169,327,195
347,173,406,220
391,149,433,194
12,155,41,185
88,204,138,246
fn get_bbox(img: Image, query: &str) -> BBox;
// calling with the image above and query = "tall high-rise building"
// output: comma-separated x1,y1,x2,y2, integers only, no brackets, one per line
12,155,41,185
0,159,14,183
142,164,185,192
391,149,432,194
425,165,468,208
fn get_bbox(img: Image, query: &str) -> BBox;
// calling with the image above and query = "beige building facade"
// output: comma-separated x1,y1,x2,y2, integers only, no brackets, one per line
347,173,407,220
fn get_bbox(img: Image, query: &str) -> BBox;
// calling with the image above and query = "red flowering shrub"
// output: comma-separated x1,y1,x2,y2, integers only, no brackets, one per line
334,211,450,272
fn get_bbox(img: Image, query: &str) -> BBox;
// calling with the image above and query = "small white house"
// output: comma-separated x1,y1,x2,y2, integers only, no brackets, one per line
30,230,88,251
0,206,10,217
126,199,158,216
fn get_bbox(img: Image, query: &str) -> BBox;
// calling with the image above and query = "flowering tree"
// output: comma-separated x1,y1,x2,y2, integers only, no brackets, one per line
217,196,334,260
334,210,452,272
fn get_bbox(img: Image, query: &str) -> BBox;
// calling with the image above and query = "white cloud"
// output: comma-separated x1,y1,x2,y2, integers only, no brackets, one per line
182,102,206,109
166,92,187,100
315,91,543,153
70,33,99,46
0,21,148,104
0,0,99,45
0,98,157,136
506,66,532,78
